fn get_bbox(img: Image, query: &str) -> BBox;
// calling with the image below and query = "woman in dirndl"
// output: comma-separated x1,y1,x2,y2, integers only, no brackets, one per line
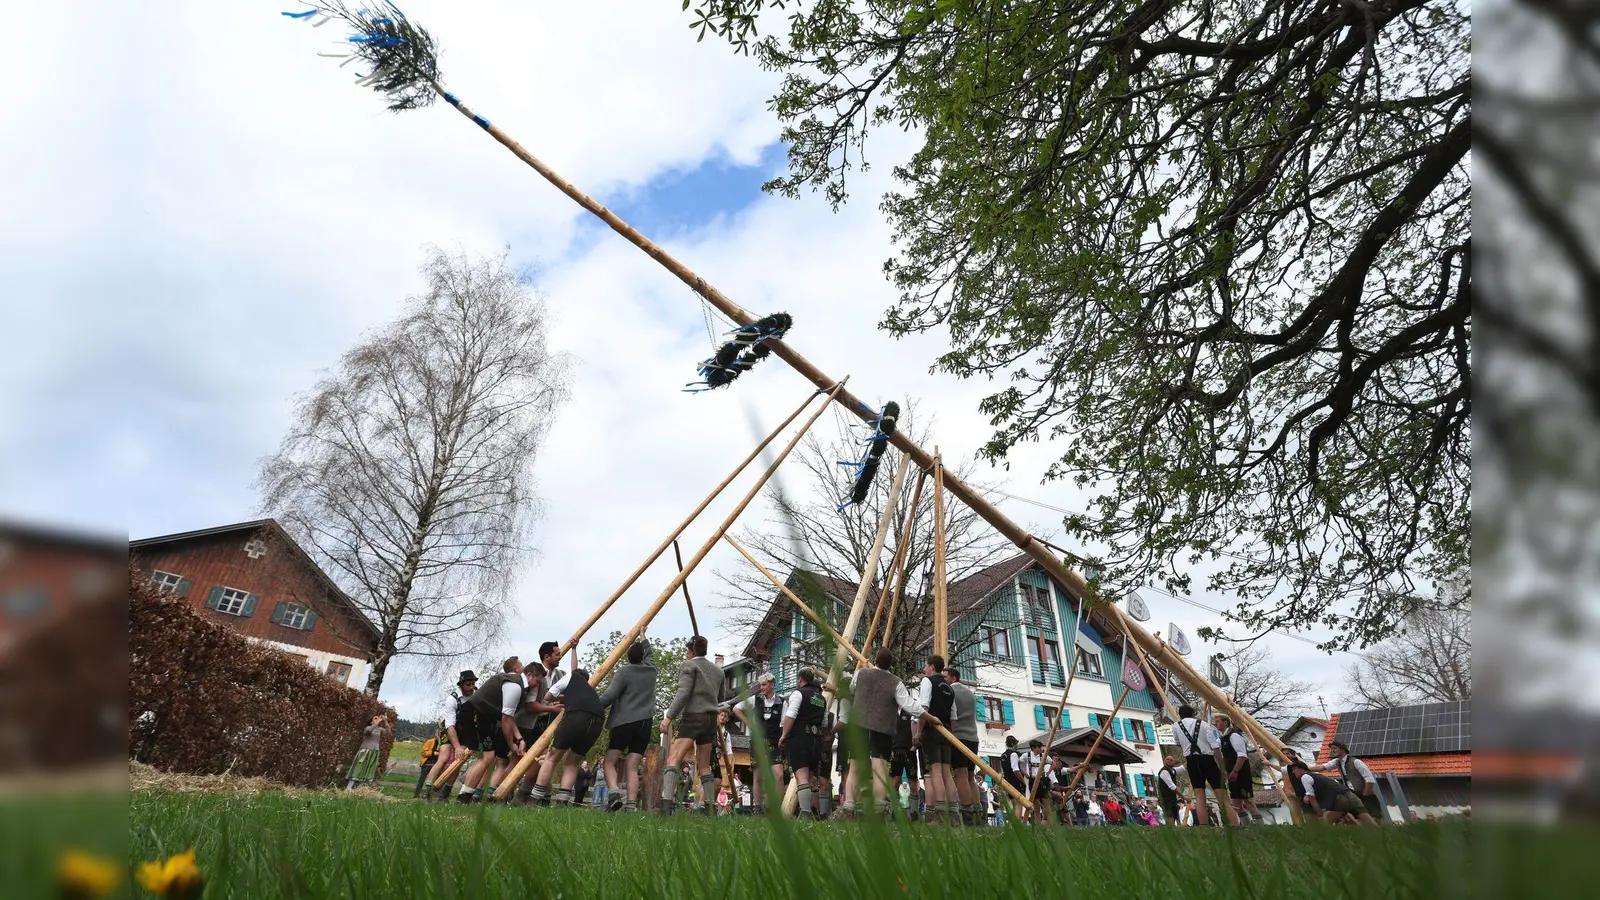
346,715,386,789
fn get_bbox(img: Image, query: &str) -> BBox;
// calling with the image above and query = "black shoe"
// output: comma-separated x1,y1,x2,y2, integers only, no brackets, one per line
657,801,677,817
455,793,476,804
607,794,626,812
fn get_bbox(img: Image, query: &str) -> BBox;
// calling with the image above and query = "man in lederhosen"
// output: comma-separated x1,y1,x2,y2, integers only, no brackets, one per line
1155,754,1188,826
456,657,533,803
526,667,609,806
846,647,936,819
734,672,786,816
945,666,982,825
508,642,565,802
776,666,828,820
913,654,958,825
1288,759,1380,825
659,635,725,816
1171,704,1238,827
1324,740,1385,823
599,638,657,812
889,705,923,820
425,670,478,802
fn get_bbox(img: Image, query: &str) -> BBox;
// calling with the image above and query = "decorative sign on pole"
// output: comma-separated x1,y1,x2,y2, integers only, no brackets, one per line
1167,623,1192,656
1209,654,1231,687
1121,654,1147,692
1126,591,1151,622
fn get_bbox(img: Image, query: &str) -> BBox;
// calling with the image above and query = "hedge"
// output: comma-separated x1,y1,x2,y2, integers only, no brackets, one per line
129,567,393,787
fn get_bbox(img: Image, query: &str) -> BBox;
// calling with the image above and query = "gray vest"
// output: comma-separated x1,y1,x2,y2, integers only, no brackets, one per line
949,682,979,741
1337,756,1371,794
467,672,524,717
852,668,902,736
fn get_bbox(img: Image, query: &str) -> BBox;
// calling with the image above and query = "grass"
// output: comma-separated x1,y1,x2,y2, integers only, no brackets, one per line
11,788,1596,899
388,741,424,763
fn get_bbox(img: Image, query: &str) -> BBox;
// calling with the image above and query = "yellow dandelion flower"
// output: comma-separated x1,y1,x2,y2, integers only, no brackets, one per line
56,849,121,899
135,848,204,899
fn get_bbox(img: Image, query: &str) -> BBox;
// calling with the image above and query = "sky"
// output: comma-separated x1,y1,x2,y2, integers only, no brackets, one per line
0,1,1358,721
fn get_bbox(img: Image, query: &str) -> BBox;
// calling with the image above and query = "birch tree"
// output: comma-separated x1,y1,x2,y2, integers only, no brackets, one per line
259,249,573,695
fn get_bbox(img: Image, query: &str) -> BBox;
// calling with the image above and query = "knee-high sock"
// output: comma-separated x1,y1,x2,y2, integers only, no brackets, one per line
661,767,680,802
797,783,814,814
700,774,716,804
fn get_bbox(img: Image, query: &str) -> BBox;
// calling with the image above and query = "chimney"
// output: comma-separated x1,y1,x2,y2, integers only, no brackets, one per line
714,654,726,665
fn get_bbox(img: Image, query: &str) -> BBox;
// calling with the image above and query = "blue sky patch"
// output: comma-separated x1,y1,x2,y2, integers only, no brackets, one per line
593,141,788,241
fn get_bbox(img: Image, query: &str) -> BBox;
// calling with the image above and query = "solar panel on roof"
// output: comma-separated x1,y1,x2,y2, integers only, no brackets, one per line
1333,700,1470,756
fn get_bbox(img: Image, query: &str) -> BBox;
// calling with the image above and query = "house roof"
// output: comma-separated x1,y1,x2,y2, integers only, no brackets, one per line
1282,716,1330,740
131,518,382,646
1318,711,1471,777
1037,726,1146,765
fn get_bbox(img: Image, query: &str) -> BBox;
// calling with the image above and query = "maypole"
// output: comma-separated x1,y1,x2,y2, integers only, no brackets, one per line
282,1,1292,775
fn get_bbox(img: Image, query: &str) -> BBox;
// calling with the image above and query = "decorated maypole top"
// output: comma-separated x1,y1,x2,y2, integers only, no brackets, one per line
283,3,442,111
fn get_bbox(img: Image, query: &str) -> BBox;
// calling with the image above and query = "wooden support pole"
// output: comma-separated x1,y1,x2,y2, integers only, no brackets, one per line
825,453,914,692
723,534,869,667
549,386,824,660
430,750,472,790
672,539,700,637
860,468,928,659
493,383,843,800
437,91,1287,761
1063,684,1135,796
931,454,949,660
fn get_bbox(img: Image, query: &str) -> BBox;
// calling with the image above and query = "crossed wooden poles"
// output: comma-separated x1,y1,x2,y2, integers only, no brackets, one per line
415,86,1297,805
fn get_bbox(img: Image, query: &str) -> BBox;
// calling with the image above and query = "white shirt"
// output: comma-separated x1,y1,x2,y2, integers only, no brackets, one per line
1329,756,1374,787
1298,773,1318,798
1173,717,1221,756
1158,766,1184,792
500,673,530,716
741,691,780,719
1225,730,1249,757
918,677,935,707
443,693,460,720
1005,749,1021,775
782,688,805,719
547,671,573,697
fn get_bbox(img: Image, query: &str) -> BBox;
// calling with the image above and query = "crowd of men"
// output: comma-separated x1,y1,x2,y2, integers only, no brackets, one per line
410,635,1384,827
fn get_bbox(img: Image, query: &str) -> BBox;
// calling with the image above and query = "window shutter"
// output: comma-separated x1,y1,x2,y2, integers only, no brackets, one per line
204,586,222,610
1112,718,1125,741
242,593,260,617
303,609,318,632
1002,700,1015,725
270,602,287,625
1062,711,1071,730
1009,627,1024,659
1034,706,1046,729
1134,774,1144,795
974,694,986,721
175,577,193,598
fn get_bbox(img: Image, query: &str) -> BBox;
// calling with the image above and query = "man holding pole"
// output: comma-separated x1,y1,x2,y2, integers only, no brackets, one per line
1216,713,1265,824
913,654,958,825
1172,704,1238,827
659,635,724,816
425,670,477,802
599,639,656,812
456,657,532,804
846,648,937,818
945,666,982,825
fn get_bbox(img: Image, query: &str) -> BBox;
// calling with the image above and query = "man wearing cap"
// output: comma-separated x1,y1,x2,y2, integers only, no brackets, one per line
659,635,725,816
1288,759,1379,825
425,669,478,801
734,671,786,815
1323,740,1384,823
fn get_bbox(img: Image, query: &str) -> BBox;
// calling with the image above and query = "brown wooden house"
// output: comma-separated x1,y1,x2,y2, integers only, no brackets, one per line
130,519,380,690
